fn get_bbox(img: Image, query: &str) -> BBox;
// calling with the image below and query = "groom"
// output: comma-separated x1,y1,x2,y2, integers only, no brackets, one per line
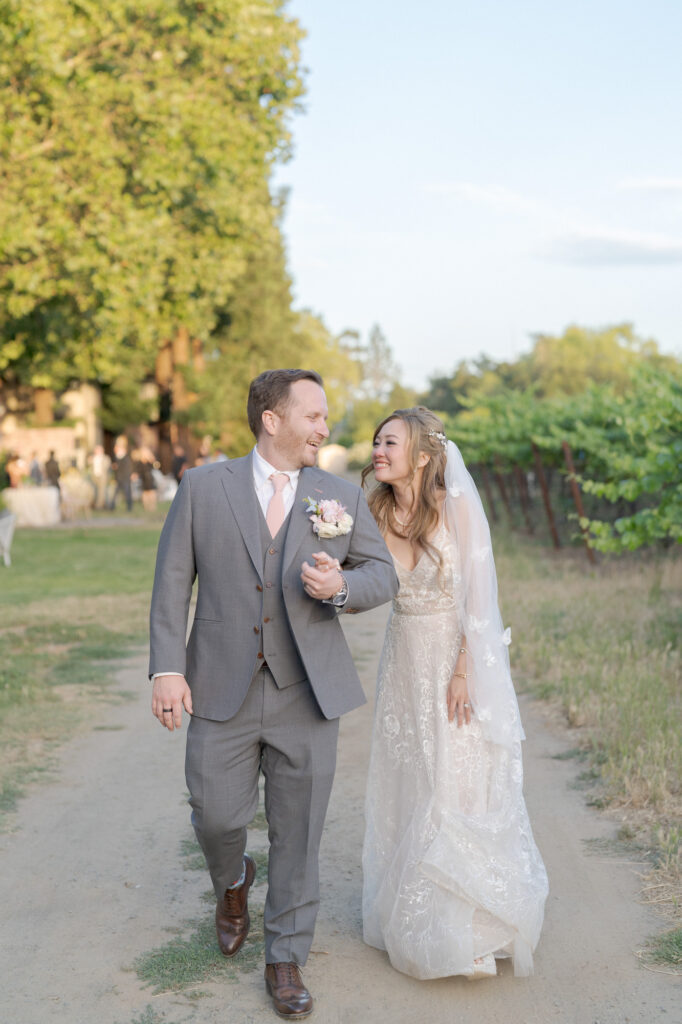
149,369,397,1018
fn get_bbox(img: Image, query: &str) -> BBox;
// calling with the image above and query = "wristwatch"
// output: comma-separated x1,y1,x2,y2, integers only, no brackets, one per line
330,572,349,607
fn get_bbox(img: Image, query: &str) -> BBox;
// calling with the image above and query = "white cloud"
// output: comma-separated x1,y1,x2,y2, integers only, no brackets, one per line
423,181,546,217
617,177,682,194
544,228,682,266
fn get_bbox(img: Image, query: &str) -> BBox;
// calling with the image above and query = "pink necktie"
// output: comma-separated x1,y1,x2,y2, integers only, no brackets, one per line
266,473,290,537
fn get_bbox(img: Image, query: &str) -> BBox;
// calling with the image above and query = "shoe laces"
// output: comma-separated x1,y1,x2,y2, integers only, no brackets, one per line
222,885,243,914
275,962,300,985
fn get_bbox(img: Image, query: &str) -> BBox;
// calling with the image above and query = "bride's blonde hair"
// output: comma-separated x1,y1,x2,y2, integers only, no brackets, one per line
361,406,448,569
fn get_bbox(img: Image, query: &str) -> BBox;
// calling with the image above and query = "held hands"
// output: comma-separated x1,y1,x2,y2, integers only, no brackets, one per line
301,551,343,601
152,674,193,731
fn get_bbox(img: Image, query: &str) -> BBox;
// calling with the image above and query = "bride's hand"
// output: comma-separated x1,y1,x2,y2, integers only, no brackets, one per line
447,675,473,728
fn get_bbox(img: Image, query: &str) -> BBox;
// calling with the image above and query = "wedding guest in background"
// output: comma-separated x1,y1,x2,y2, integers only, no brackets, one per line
194,435,213,466
6,453,26,488
88,444,111,509
44,450,61,492
171,443,187,483
134,446,158,512
29,452,43,485
109,436,134,512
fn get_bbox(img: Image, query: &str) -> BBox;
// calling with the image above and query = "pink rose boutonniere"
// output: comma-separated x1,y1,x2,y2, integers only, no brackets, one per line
303,497,353,538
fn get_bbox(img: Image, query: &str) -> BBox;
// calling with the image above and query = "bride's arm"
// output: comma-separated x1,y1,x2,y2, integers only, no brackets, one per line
446,633,472,727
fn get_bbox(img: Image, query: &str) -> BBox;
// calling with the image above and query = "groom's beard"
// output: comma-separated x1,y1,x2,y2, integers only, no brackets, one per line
273,427,323,469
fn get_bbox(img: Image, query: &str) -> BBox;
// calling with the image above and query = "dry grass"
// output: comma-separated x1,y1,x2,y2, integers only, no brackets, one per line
495,531,682,920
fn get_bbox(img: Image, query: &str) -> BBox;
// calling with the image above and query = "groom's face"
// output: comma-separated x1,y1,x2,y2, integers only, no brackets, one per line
271,379,330,469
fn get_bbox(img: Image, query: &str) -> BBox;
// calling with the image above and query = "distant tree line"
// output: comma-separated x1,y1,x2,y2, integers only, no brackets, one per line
420,325,681,553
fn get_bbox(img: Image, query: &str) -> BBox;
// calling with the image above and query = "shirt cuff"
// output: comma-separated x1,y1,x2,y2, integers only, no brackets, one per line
151,672,184,681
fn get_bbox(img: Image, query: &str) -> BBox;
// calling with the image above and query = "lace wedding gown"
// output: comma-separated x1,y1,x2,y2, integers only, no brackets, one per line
362,522,548,979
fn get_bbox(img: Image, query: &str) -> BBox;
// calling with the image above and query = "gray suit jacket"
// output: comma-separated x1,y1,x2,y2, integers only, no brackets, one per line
149,454,398,720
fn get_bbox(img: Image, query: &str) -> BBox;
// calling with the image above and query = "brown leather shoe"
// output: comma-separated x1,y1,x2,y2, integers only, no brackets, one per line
215,854,256,957
264,962,313,1019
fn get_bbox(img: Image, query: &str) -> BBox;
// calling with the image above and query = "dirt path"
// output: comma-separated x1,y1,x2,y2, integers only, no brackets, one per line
1,605,679,1024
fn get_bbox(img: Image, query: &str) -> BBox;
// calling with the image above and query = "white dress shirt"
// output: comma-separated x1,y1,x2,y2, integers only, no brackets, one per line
252,446,301,519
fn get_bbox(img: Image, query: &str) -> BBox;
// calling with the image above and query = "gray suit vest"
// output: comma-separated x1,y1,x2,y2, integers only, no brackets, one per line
256,511,308,688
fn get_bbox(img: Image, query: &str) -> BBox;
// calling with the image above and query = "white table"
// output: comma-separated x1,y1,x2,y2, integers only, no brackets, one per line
0,511,16,566
2,487,61,527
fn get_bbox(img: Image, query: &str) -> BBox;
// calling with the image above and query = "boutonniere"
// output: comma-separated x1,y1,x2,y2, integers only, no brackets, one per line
303,497,353,538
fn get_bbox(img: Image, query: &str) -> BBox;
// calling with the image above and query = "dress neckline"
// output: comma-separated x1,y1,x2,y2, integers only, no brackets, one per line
390,520,446,574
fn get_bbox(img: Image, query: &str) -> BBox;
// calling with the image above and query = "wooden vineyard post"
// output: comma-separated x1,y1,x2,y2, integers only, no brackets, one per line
531,442,561,549
513,465,534,533
561,441,596,565
493,457,514,526
478,465,498,523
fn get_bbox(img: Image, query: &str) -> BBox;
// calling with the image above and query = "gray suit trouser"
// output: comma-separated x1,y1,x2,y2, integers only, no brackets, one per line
185,665,339,965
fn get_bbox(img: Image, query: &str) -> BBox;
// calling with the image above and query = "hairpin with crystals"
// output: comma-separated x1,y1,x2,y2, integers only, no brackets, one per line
427,429,448,450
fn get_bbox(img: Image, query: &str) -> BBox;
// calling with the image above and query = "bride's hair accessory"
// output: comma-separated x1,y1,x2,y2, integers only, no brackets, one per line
427,429,448,450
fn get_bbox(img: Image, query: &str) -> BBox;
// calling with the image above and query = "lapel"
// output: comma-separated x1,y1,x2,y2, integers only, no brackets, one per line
283,466,327,573
220,454,263,581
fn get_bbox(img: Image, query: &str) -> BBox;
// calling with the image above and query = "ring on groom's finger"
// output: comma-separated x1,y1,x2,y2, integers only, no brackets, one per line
162,708,172,713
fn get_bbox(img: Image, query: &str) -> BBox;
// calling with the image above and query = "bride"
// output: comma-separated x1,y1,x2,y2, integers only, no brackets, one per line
361,406,548,980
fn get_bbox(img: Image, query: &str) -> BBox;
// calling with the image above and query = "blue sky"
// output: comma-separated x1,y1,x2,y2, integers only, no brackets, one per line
274,0,682,389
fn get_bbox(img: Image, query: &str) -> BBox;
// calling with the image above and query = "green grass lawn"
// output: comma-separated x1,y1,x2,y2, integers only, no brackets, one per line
0,521,163,820
1,523,162,606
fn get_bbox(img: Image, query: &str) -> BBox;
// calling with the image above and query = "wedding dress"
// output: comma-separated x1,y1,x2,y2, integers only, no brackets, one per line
362,445,548,980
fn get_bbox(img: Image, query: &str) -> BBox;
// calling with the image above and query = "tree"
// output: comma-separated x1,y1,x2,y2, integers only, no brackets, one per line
0,0,304,414
581,366,682,551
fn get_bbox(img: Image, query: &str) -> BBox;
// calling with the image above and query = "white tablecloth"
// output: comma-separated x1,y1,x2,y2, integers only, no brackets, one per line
2,487,61,527
0,511,16,565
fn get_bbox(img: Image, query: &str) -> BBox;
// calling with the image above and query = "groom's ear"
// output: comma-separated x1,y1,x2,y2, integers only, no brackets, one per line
261,409,278,436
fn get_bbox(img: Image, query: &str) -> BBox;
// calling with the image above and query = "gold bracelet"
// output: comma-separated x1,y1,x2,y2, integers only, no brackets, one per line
453,671,467,679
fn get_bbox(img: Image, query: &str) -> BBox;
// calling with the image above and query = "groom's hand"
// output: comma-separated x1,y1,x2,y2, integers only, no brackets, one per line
301,556,343,601
152,674,193,731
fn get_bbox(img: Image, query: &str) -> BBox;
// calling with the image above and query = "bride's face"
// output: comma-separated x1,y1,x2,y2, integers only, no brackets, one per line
372,419,413,486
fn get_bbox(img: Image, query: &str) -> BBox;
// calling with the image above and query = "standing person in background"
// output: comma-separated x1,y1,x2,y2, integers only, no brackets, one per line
109,436,134,512
28,452,43,485
171,443,188,483
134,446,158,512
44,451,61,492
88,444,111,510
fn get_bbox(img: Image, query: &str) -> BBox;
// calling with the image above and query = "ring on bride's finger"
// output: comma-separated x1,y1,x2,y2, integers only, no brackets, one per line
463,702,470,708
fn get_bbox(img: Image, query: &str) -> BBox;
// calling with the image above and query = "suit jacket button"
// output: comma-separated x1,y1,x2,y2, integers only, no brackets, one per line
253,625,260,634
257,652,264,659
256,584,263,592
265,582,273,588
263,617,271,623
269,547,276,555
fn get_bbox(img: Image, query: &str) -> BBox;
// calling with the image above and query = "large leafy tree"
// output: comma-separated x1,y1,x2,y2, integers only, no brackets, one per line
0,0,304,399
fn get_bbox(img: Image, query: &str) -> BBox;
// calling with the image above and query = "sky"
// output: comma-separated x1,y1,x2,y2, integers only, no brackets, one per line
273,0,682,390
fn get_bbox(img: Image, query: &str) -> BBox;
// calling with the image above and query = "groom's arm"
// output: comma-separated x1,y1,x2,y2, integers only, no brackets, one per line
149,472,197,678
336,488,398,612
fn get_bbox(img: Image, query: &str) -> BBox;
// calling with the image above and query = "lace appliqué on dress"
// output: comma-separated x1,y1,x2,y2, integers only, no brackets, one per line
362,525,547,979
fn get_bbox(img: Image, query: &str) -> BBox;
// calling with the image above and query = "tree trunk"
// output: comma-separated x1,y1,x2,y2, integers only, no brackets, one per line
531,443,561,549
561,441,596,565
